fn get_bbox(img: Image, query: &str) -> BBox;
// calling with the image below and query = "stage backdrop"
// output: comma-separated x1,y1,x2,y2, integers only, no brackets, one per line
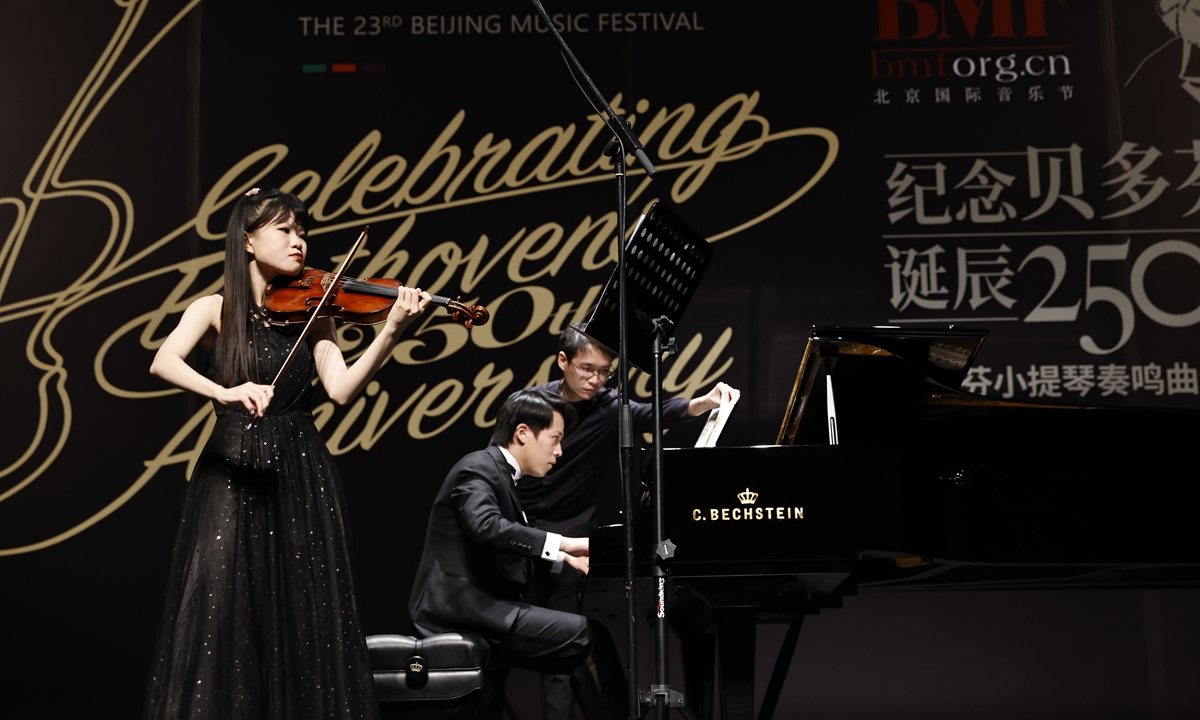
3,1,1200,718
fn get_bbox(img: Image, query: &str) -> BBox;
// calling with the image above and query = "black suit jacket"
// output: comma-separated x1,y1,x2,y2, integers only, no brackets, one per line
408,445,551,639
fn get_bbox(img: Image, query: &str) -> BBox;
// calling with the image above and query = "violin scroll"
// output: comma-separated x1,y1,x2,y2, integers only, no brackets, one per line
440,297,491,329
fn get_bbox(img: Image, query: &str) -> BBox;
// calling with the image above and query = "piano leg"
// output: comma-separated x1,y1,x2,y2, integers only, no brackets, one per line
715,607,757,720
758,614,803,720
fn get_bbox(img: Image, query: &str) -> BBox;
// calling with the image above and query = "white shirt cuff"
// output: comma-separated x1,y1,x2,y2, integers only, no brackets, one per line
542,532,566,574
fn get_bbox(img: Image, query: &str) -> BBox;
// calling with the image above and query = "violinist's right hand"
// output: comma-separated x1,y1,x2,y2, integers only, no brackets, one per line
217,382,274,418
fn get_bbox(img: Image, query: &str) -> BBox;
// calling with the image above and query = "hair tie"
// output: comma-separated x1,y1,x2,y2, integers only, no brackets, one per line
244,187,260,196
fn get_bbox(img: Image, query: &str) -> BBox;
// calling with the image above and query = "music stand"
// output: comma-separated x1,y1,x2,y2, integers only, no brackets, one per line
577,200,712,715
577,202,713,372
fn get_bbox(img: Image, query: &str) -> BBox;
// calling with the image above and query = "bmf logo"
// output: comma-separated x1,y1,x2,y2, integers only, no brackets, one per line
876,0,1065,40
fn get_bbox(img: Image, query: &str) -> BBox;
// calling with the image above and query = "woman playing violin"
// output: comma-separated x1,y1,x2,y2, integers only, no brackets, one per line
143,187,428,720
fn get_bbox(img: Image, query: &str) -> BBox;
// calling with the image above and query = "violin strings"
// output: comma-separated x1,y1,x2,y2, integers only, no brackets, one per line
339,278,451,308
340,278,398,298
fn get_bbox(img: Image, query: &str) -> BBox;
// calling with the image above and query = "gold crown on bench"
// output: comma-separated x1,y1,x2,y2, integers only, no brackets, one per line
409,660,425,673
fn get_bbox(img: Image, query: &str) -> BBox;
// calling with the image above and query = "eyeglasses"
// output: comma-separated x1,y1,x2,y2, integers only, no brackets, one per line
569,360,615,382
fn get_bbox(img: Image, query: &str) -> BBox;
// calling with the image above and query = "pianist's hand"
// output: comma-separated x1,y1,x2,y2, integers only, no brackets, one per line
687,381,741,416
565,553,590,575
561,535,589,557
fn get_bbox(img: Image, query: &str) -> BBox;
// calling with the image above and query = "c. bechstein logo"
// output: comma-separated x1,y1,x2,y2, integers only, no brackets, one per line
692,488,803,521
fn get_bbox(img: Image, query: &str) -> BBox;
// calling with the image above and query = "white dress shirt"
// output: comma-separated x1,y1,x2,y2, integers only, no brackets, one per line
499,445,564,573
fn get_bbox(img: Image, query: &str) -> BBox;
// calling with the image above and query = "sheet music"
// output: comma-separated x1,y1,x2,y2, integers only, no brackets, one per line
694,399,737,448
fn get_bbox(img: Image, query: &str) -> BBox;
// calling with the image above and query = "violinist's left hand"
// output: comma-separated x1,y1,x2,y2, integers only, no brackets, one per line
386,286,431,334
312,285,432,406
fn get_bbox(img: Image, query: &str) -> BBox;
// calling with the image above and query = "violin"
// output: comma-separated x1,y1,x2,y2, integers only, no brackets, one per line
263,268,490,328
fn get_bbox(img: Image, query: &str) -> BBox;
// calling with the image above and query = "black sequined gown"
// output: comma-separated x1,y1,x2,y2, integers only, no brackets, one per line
144,314,379,720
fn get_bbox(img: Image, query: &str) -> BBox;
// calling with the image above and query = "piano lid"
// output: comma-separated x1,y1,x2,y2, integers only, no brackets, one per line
775,325,1200,451
776,326,988,445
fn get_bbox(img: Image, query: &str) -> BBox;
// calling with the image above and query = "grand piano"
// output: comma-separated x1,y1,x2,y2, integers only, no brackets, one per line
586,326,1200,720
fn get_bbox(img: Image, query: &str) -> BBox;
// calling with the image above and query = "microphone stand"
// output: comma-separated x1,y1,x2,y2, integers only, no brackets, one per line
526,2,658,718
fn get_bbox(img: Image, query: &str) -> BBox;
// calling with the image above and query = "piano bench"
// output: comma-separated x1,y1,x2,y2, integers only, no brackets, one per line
367,632,496,719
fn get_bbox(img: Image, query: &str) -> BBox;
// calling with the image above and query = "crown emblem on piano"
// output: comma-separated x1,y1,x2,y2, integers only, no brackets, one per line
409,660,425,673
737,488,758,505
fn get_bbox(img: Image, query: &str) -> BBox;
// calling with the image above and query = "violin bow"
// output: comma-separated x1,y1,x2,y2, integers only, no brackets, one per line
247,226,369,428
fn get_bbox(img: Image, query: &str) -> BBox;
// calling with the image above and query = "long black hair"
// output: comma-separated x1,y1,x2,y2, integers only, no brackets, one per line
214,187,309,386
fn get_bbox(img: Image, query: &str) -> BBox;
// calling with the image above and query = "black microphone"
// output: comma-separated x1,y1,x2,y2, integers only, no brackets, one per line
603,115,658,177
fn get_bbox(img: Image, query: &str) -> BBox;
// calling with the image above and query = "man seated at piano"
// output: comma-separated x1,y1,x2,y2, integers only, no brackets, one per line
522,326,739,719
408,388,629,720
